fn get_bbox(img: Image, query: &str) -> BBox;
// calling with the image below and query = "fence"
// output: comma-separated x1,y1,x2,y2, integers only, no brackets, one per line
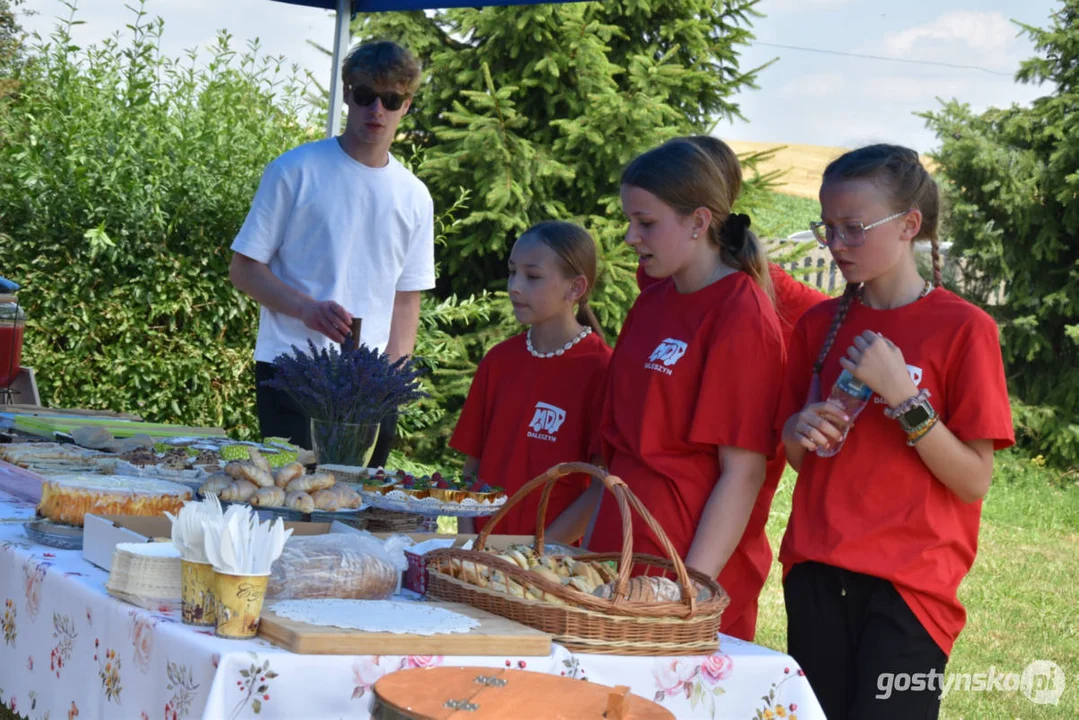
768,235,1005,304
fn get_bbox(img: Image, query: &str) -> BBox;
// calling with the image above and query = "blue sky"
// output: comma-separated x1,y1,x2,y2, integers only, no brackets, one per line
19,0,1059,152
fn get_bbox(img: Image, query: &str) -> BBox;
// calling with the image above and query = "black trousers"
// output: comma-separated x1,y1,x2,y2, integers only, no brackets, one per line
784,561,947,720
254,361,397,467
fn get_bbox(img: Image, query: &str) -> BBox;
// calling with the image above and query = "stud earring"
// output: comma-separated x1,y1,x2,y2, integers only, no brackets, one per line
692,232,698,239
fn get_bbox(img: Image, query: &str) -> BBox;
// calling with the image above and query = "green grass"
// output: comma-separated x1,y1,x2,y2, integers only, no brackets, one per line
755,451,1079,719
752,190,820,239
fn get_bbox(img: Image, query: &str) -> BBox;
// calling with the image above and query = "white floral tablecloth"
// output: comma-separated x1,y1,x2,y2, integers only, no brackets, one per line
0,491,823,719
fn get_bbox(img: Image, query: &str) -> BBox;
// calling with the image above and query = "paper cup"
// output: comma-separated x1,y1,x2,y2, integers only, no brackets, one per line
213,571,270,639
181,560,216,627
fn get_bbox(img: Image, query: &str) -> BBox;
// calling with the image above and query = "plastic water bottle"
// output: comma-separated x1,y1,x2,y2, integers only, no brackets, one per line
815,369,874,457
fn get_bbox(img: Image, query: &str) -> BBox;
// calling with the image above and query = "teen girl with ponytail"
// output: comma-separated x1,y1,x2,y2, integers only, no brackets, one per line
451,221,611,535
636,134,828,341
556,138,786,641
777,145,1014,718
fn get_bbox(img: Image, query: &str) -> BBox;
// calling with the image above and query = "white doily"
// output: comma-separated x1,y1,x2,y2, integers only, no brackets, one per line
267,600,480,635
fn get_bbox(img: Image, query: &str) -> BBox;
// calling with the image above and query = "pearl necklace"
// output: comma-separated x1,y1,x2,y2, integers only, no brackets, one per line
527,327,592,359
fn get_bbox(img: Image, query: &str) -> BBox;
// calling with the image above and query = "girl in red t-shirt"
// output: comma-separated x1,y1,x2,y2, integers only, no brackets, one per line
561,138,786,642
634,135,828,341
777,145,1014,719
450,221,612,536
628,135,826,642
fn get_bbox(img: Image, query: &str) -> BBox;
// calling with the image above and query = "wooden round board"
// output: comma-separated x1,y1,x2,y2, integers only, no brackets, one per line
373,667,674,720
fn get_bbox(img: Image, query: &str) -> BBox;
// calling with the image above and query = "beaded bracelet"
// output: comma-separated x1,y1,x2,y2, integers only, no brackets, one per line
907,414,940,447
884,388,932,420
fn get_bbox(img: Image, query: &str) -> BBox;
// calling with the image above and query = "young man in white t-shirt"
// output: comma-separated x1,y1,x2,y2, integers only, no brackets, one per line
229,40,434,462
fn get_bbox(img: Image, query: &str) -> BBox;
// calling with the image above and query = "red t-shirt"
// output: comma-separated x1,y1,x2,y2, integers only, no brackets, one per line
590,273,785,637
636,263,826,348
633,263,824,639
776,289,1015,656
450,332,612,535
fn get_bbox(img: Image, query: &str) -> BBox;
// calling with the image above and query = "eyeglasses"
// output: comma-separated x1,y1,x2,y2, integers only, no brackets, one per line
348,84,409,111
809,210,910,248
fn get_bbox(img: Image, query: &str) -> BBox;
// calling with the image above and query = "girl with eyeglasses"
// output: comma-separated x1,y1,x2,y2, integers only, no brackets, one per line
776,144,1014,719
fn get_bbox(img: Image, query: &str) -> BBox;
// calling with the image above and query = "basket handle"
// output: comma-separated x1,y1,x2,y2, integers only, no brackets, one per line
474,462,698,615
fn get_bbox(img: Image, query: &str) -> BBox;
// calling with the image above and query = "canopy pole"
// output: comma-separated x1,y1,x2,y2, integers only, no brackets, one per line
326,0,352,138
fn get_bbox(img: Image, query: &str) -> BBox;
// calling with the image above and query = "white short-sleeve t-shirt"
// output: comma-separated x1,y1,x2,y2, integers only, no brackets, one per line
231,138,436,363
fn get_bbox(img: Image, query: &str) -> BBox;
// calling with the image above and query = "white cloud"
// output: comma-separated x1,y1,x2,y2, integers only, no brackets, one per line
781,73,844,98
880,11,1020,68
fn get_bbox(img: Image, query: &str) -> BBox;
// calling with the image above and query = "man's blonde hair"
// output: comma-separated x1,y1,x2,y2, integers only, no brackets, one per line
341,40,422,93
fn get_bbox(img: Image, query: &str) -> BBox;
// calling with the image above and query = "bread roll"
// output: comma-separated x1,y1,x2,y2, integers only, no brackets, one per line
286,472,335,494
311,488,341,511
285,490,315,514
531,567,563,586
237,464,275,488
199,474,232,496
593,561,618,584
250,486,286,507
220,479,257,502
274,462,305,488
247,447,273,475
572,561,605,588
332,484,362,509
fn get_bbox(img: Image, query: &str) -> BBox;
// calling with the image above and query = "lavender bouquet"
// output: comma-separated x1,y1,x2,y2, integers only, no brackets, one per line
261,336,428,464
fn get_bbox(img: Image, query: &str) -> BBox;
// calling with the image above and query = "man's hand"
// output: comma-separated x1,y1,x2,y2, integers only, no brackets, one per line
300,300,353,344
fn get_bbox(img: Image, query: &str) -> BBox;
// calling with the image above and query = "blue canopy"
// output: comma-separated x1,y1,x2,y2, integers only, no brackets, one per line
270,0,587,137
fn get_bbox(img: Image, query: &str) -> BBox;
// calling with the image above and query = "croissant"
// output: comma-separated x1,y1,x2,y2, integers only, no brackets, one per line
224,461,246,479
286,472,335,494
237,464,275,488
285,491,315,514
274,462,305,488
311,488,342,511
332,484,362,509
199,474,232,496
247,447,273,475
250,486,286,508
220,480,258,502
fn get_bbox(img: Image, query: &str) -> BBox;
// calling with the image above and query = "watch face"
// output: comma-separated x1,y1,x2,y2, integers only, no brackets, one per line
903,405,932,427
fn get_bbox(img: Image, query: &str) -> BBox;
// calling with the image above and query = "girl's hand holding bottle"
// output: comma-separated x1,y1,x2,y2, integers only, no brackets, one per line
839,330,918,408
788,401,849,453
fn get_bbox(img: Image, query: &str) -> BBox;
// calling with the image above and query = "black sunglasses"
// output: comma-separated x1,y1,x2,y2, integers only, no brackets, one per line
349,84,409,111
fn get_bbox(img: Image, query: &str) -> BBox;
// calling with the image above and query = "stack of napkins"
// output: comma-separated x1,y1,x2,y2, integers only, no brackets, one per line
105,542,183,611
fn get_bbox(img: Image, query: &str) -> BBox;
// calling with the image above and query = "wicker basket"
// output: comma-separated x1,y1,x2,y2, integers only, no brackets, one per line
425,462,730,656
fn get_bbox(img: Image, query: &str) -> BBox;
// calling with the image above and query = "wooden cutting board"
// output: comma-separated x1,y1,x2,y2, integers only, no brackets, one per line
258,602,551,656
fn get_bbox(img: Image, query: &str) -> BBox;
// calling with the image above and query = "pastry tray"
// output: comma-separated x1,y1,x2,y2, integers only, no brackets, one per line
24,518,84,550
357,489,507,518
